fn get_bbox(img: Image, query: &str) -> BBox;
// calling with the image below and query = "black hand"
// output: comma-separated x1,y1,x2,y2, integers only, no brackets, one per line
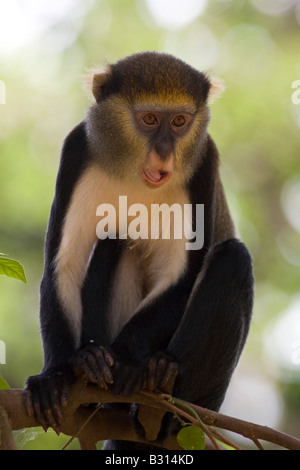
72,343,114,389
144,351,178,393
24,366,74,434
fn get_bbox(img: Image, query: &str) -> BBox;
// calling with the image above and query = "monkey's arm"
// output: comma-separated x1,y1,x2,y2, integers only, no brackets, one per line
25,123,98,431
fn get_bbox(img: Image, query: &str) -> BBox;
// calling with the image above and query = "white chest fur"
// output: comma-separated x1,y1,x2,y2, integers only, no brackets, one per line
55,164,191,346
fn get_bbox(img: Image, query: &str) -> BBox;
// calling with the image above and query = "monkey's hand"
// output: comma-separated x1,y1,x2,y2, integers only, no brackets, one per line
24,365,74,434
72,344,114,390
108,338,150,396
110,349,178,397
110,355,146,397
144,352,178,394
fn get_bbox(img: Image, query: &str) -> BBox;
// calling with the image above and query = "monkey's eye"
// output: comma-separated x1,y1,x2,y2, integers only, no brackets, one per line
172,115,186,127
142,113,158,126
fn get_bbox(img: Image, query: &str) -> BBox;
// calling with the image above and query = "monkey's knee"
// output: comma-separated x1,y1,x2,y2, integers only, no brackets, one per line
208,238,252,273
202,238,254,301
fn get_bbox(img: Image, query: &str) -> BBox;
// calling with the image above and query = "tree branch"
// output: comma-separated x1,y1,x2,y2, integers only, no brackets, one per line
0,380,300,450
0,406,17,450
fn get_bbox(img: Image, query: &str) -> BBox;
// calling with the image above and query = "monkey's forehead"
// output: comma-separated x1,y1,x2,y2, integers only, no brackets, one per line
113,83,209,110
127,95,198,112
108,53,211,105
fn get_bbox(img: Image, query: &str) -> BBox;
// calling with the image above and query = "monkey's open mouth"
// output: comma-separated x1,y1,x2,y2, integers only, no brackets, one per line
141,168,171,186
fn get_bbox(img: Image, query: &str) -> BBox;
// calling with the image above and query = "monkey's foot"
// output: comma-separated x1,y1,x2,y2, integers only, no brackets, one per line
72,344,114,390
138,352,178,441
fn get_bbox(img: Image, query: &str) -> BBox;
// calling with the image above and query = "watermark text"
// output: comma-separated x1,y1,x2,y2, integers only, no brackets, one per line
96,196,204,250
0,340,6,364
291,80,300,104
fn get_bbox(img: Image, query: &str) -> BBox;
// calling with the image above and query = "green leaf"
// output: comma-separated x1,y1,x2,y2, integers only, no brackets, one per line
0,255,27,283
176,425,206,450
0,376,10,390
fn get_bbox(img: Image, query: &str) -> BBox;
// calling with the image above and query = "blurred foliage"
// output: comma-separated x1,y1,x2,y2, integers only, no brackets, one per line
0,0,300,449
0,254,27,283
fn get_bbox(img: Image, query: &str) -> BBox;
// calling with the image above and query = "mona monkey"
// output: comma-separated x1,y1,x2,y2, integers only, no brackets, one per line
25,52,253,447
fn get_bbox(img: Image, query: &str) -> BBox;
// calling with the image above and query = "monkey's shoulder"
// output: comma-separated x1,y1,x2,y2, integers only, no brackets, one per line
61,122,90,162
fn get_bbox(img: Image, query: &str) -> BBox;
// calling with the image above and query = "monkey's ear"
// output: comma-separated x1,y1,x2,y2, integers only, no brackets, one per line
81,66,111,102
92,68,111,102
207,77,226,104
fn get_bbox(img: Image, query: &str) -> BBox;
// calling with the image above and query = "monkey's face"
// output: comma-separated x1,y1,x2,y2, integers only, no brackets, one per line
86,52,223,188
132,103,208,189
87,96,209,188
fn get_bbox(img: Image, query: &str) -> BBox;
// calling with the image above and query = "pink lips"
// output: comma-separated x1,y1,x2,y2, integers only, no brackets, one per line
142,168,171,186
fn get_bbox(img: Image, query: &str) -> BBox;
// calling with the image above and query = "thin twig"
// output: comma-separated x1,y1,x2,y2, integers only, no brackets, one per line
164,394,243,450
252,438,264,450
60,403,103,450
167,396,221,450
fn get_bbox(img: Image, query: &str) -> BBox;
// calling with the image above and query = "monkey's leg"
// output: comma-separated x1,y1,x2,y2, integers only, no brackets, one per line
167,238,253,411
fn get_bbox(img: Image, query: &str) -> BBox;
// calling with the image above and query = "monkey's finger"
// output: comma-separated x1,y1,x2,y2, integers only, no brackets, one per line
61,380,69,408
73,354,93,374
99,346,114,367
145,357,158,391
44,408,61,435
93,350,114,385
91,358,113,389
31,390,50,433
24,389,34,418
155,356,169,387
75,348,114,388
154,357,168,386
84,353,110,388
159,362,178,392
100,364,114,386
39,386,63,434
76,365,102,388
48,407,63,434
76,353,102,384
146,353,168,391
49,385,65,427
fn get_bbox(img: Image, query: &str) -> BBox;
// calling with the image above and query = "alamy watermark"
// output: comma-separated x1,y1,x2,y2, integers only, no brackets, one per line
0,340,6,364
291,80,300,104
0,80,6,104
96,196,204,250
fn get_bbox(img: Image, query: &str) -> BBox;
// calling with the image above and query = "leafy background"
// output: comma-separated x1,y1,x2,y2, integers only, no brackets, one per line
0,0,300,449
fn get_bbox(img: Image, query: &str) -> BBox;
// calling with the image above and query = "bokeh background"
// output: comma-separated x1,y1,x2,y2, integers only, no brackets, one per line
0,0,300,449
